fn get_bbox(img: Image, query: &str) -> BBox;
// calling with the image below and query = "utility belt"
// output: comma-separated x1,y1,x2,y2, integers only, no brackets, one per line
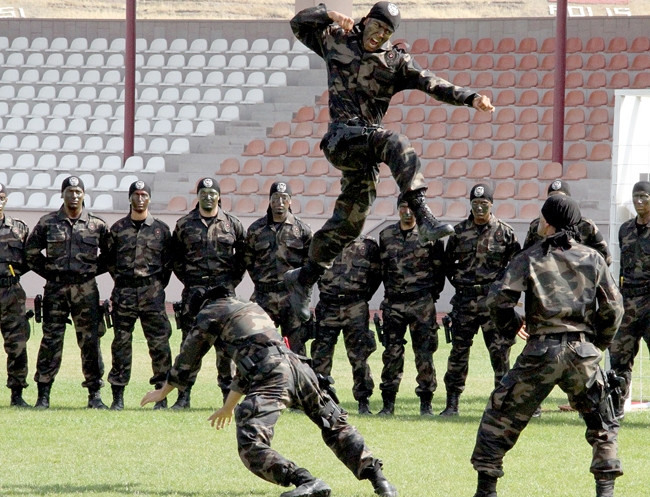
0,275,19,287
49,273,93,285
329,118,382,134
455,284,492,298
385,287,432,303
320,292,366,305
185,276,231,289
527,332,590,343
621,282,650,298
236,344,286,376
115,275,158,288
255,281,286,293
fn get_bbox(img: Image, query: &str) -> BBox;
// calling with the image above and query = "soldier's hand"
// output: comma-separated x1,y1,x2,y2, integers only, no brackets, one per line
328,10,354,32
209,408,233,430
473,94,495,113
517,324,529,341
141,389,165,407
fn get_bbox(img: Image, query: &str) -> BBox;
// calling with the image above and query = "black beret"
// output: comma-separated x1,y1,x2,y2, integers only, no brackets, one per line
61,176,85,193
269,181,292,197
196,177,220,194
633,181,650,194
547,179,571,196
470,183,494,203
128,180,151,198
367,1,401,31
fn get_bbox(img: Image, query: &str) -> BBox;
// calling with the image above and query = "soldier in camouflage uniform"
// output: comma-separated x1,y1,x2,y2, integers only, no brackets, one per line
106,180,173,410
0,183,31,407
471,195,624,497
26,176,109,409
170,177,244,409
310,235,381,415
439,184,520,417
524,179,612,264
377,198,444,416
609,181,650,419
244,181,312,355
285,2,495,323
141,293,397,497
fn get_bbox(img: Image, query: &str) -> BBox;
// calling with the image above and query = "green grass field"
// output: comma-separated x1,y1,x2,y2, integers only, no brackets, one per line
1,319,649,496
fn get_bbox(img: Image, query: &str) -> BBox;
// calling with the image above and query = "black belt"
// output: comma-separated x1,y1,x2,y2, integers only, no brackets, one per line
528,332,589,343
455,284,491,298
385,288,432,303
0,276,19,287
255,281,286,293
185,276,231,288
50,274,93,285
621,283,650,298
237,345,286,375
320,292,366,305
115,276,157,288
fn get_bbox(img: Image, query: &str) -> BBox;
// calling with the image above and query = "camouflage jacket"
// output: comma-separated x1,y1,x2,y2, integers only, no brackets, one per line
379,223,445,299
107,213,172,285
487,235,623,348
0,214,29,277
318,235,381,301
445,214,520,290
524,216,612,265
244,212,312,287
618,217,650,286
26,207,109,280
167,297,286,394
290,4,477,126
171,207,246,291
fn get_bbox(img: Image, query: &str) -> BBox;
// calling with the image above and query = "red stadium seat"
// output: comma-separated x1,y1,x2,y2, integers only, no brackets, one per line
514,161,538,180
467,161,491,179
538,161,563,180
495,110,516,126
565,162,587,180
475,38,494,53
495,203,516,219
495,37,516,53
431,38,452,54
493,161,515,179
451,38,472,54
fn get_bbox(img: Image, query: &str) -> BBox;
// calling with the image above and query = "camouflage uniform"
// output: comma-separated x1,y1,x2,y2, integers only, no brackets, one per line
471,235,624,486
168,297,388,492
244,211,312,355
378,222,444,412
442,214,520,399
310,236,381,406
609,216,650,404
524,217,612,265
26,207,109,391
107,213,173,389
0,214,30,399
290,4,478,267
171,206,245,397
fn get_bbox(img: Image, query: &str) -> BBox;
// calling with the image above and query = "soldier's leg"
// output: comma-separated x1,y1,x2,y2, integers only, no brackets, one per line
279,298,309,356
441,312,478,414
408,297,438,415
139,283,173,387
70,281,105,391
108,288,139,388
1,285,30,391
378,305,407,415
310,325,339,377
481,318,514,388
34,284,70,385
215,347,234,401
340,306,376,403
471,344,559,483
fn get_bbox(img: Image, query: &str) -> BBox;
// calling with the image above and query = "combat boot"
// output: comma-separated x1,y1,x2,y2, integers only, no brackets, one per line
10,387,30,408
377,392,396,417
281,468,331,497
362,461,398,497
110,385,125,411
405,192,454,244
87,388,108,410
439,391,460,416
472,472,498,497
171,387,191,410
595,478,615,497
358,398,372,415
419,393,434,416
34,382,51,409
153,383,168,410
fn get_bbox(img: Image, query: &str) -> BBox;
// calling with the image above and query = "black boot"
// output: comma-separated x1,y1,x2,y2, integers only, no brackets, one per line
87,388,108,409
153,383,167,410
419,393,434,416
405,192,454,244
10,387,30,408
473,472,498,497
362,461,398,497
377,391,396,416
439,391,460,416
595,478,615,497
281,468,331,497
110,385,125,411
34,382,51,409
284,261,324,323
171,387,191,410
358,398,372,415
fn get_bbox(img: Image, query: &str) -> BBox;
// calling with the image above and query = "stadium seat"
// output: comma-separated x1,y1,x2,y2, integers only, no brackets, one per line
430,55,450,71
442,180,467,199
630,54,650,71
99,156,122,172
493,161,515,179
585,72,606,89
607,73,629,89
515,143,539,160
539,161,563,180
516,123,539,141
91,194,114,211
587,143,611,161
564,162,587,180
565,143,588,161
630,36,650,52
444,201,467,219
493,142,516,160
467,161,491,179
468,142,492,160
520,203,540,220
493,182,515,200
444,161,468,179
495,203,516,220
469,123,492,140
241,158,263,175
585,54,606,71
494,123,515,140
451,38,472,54
431,38,451,54
514,161,538,180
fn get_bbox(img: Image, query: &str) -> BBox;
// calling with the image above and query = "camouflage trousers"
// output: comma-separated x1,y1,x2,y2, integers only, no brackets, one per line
609,292,650,400
443,308,514,395
379,295,438,398
35,279,104,390
311,125,428,266
471,336,622,480
108,280,172,387
251,289,308,356
234,352,379,486
310,300,376,401
0,284,29,389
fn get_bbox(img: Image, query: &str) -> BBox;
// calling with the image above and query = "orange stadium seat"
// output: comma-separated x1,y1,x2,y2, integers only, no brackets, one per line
469,123,492,140
606,37,627,53
493,161,515,179
475,38,494,53
451,38,472,54
308,142,325,158
585,54,606,71
239,177,260,194
304,199,325,215
607,73,629,89
286,140,310,157
540,37,555,53
606,53,628,71
494,89,515,106
494,123,516,141
495,203,516,220
516,123,539,141
219,177,237,194
264,139,289,157
452,54,472,71
242,139,265,156
314,108,329,123
585,90,607,107
565,143,588,161
520,203,540,220
566,54,583,71
630,54,650,71
285,159,307,176
566,123,587,141
306,160,329,177
423,161,444,178
494,108,516,126
516,37,538,53
515,143,539,160
588,143,611,161
515,161,538,180
629,36,650,52
287,178,305,195
425,180,444,199
430,55,450,71
404,107,425,123
290,122,314,138
516,108,539,124
468,142,492,160
376,180,397,197
404,91,427,106
453,72,472,87
261,159,284,176
431,38,452,54
585,72,606,89
444,161,468,178
305,178,328,196
234,197,256,214
445,201,467,219
467,161,491,179
268,121,291,138
405,123,424,140
218,157,240,174
585,37,605,53
516,72,538,89
565,162,587,180
493,182,515,200
442,180,467,199
566,72,584,89
422,142,445,159
448,123,469,140
495,38,516,53
425,108,447,124
586,108,610,125
383,107,403,123
448,142,469,159
565,108,585,124
166,196,188,212
473,72,494,88
241,158,263,175
293,106,315,123
449,107,470,123
517,54,538,72
411,38,430,54
632,72,650,89
566,37,582,53
517,90,539,107
539,161,563,180
539,55,556,71
495,55,516,71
